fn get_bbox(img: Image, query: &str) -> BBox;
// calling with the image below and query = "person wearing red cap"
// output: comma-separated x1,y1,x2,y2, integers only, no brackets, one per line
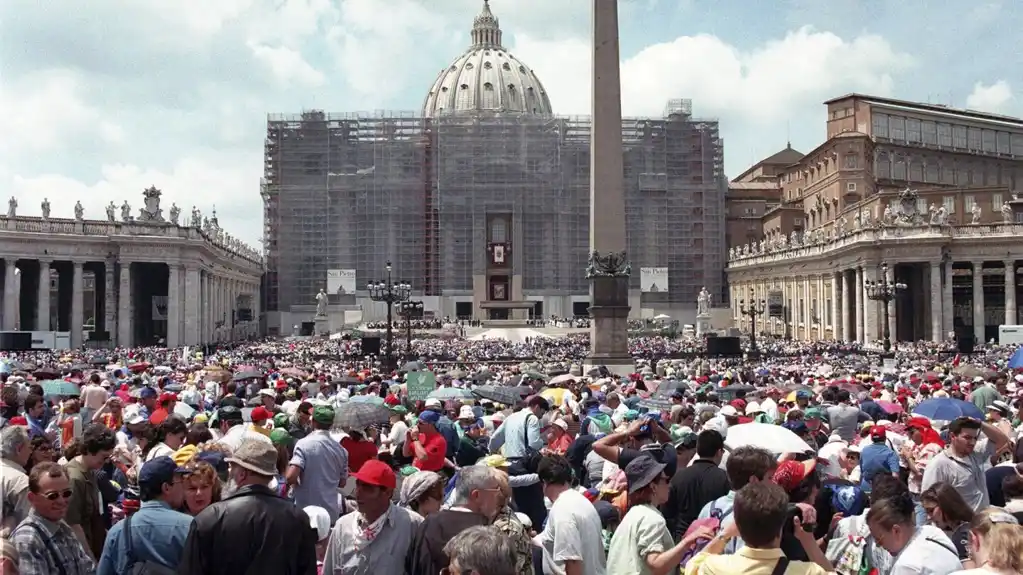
321,459,421,573
148,393,177,426
858,425,899,495
248,406,273,439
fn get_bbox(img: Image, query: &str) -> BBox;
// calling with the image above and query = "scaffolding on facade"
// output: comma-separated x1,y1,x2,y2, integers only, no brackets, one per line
262,101,726,313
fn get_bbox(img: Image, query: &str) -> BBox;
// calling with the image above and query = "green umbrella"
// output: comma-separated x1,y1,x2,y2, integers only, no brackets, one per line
39,379,80,397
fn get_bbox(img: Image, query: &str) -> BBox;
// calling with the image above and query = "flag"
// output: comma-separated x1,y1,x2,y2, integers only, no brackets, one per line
952,354,961,367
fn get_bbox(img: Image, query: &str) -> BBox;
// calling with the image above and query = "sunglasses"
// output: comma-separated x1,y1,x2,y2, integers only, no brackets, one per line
41,489,73,501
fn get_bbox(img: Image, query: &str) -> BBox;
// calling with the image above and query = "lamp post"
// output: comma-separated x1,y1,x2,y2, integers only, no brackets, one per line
865,261,906,357
738,287,766,353
367,261,411,372
399,300,424,361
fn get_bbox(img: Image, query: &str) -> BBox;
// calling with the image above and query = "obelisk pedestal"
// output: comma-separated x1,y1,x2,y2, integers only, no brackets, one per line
584,0,634,376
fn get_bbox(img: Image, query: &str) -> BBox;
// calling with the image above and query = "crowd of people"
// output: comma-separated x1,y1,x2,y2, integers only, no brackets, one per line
0,335,1021,575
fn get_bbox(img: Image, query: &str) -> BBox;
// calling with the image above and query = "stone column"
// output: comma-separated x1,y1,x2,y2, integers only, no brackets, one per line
117,263,133,347
585,0,632,373
972,261,985,343
70,261,85,348
841,271,852,341
855,267,865,344
167,265,181,347
803,277,811,339
1005,260,1017,326
830,272,840,339
2,260,16,330
885,265,896,345
201,271,209,344
183,266,200,346
37,260,51,331
929,262,943,342
942,262,954,338
104,259,116,340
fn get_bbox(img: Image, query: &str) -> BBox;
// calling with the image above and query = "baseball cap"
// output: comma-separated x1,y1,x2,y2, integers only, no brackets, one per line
273,413,290,429
250,406,272,422
138,456,190,489
624,454,666,494
804,407,823,420
270,428,292,446
312,405,335,425
424,398,442,409
719,405,739,418
869,425,887,441
772,459,817,492
217,406,243,422
123,404,146,425
139,387,158,400
418,410,440,425
352,459,396,490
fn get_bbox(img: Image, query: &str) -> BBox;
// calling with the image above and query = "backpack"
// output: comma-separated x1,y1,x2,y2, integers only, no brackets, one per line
122,516,177,575
565,435,598,486
680,501,733,566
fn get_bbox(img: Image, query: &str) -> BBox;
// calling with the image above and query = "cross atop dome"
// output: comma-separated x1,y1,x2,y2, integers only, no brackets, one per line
471,0,502,49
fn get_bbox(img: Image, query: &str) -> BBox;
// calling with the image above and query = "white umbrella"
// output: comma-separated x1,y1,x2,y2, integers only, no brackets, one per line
549,373,576,385
725,423,813,454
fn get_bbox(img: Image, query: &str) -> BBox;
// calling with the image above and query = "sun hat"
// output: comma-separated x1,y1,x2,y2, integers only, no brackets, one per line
624,454,666,494
225,439,279,476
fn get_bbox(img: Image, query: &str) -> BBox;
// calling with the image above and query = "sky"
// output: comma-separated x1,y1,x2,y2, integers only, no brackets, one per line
2,0,1020,248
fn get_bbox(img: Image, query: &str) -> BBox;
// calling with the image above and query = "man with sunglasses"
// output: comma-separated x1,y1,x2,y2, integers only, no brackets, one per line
10,462,95,575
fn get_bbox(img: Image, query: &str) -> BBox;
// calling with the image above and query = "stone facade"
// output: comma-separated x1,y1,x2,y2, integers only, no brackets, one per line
0,214,262,348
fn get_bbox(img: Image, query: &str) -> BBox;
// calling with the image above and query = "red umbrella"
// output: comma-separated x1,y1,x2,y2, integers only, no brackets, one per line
128,362,150,373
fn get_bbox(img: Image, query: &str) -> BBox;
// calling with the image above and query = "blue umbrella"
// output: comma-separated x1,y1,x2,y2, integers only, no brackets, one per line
912,397,983,421
1008,347,1023,369
428,387,475,401
38,379,80,398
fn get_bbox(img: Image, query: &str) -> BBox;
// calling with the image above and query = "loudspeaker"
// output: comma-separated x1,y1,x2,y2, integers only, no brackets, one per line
361,336,381,356
956,335,975,354
299,322,315,336
88,330,110,341
707,336,742,357
0,332,32,351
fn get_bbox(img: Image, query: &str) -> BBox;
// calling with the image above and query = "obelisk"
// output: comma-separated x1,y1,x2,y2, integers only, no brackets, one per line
586,0,634,375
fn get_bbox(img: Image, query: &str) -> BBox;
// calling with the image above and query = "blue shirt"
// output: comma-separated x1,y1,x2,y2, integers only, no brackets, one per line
289,429,348,525
97,500,193,575
859,442,899,492
488,408,543,459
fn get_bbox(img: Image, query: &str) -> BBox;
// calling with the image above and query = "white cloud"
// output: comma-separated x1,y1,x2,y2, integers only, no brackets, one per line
248,42,326,87
7,153,263,251
0,70,120,156
512,26,912,122
966,80,1013,112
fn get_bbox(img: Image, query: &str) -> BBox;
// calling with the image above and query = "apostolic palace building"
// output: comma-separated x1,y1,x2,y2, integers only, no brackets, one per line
726,94,1023,345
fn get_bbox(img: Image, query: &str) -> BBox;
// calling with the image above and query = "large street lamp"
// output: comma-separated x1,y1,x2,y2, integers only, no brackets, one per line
738,287,766,353
865,261,906,356
367,261,411,372
399,300,424,361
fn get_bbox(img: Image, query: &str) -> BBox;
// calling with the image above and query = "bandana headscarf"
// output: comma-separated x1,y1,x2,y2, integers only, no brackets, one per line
905,416,944,447
398,471,444,507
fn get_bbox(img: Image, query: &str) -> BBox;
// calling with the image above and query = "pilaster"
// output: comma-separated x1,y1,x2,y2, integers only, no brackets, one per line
167,265,181,347
885,265,896,345
183,266,200,346
942,262,954,338
2,260,16,330
117,263,133,347
1005,261,1017,326
37,259,51,331
70,261,84,348
929,262,942,342
104,259,116,339
841,271,852,342
972,261,985,342
830,272,839,339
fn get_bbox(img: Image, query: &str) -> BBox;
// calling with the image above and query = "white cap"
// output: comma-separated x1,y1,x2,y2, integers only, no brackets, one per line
719,405,739,417
258,388,276,398
123,404,145,425
744,401,762,415
303,506,332,541
552,419,568,431
458,405,475,420
424,398,442,409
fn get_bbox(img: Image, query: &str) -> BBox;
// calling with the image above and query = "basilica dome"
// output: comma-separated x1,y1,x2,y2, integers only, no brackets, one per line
422,1,554,118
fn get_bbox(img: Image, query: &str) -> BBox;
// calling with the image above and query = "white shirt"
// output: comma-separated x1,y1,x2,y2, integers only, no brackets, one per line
146,442,175,461
533,489,606,575
818,439,849,478
890,524,963,575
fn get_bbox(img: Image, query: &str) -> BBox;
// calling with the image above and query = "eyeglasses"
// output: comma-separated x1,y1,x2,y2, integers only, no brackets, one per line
41,489,73,501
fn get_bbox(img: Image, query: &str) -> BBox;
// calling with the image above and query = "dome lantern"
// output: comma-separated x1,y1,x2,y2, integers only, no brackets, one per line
471,0,502,49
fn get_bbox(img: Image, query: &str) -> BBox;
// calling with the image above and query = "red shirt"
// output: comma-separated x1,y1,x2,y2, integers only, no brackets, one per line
149,407,169,425
410,431,447,472
340,437,378,474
